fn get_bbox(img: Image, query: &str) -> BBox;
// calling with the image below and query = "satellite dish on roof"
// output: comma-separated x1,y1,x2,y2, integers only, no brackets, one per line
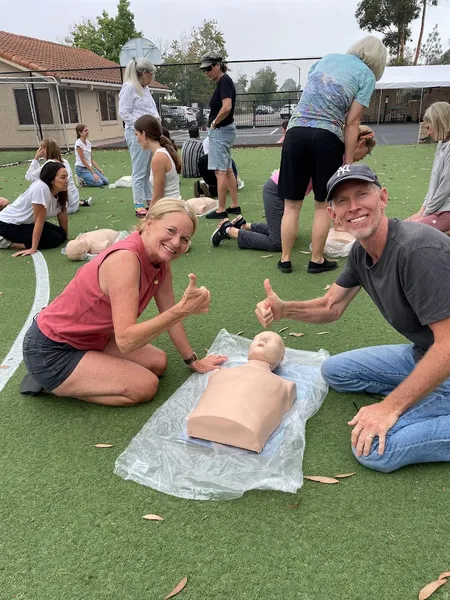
119,37,162,67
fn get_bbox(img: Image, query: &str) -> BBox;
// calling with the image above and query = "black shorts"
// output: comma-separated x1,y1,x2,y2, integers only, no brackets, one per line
22,320,86,392
278,126,345,202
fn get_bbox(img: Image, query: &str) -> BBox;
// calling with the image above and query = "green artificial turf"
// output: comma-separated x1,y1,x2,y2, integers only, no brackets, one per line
1,144,450,600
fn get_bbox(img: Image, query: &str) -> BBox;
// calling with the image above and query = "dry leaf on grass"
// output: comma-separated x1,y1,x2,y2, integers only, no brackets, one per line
164,576,188,599
439,572,450,580
287,502,300,509
334,472,356,479
278,327,289,333
260,254,273,259
94,443,114,448
142,514,164,521
324,284,331,290
418,578,447,599
304,475,340,484
236,331,244,336
0,291,3,295
317,332,330,335
289,332,304,338
299,250,311,254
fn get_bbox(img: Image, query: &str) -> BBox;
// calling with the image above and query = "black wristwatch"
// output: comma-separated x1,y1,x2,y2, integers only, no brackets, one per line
184,352,198,365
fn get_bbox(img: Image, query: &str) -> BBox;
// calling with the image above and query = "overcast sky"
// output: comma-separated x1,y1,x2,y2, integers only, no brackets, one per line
1,0,450,87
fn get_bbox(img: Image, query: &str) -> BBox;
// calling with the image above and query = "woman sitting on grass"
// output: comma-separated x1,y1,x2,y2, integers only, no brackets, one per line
134,115,181,216
211,125,376,250
0,161,68,256
21,199,226,405
406,102,450,232
74,124,109,188
25,137,92,213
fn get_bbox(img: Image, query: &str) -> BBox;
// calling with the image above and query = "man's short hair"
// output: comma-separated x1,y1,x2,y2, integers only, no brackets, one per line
189,126,200,139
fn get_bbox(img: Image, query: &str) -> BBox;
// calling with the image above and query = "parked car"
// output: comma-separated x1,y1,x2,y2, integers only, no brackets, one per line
280,102,298,119
256,105,275,115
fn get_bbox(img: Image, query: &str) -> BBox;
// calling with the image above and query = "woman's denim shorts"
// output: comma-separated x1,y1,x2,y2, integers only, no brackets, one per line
207,124,236,171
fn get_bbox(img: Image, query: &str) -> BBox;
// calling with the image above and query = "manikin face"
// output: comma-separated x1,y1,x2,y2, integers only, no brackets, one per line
52,167,69,193
248,332,285,370
143,212,193,263
328,181,388,241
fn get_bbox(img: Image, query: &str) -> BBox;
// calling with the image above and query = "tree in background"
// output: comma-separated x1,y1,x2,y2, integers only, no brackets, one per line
279,78,298,92
65,0,142,64
234,73,249,94
413,0,439,64
246,67,278,103
440,41,450,64
156,20,227,105
355,0,420,63
420,24,443,64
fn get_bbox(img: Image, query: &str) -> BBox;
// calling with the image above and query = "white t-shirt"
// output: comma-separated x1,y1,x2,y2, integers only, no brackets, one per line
118,81,160,129
25,158,79,213
0,179,62,225
75,139,92,167
203,136,210,154
149,147,181,200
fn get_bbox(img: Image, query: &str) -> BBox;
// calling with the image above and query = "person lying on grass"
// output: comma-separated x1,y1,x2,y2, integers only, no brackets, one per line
22,199,226,406
255,163,450,473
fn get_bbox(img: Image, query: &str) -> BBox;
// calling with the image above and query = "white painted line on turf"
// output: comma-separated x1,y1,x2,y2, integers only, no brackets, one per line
0,251,50,392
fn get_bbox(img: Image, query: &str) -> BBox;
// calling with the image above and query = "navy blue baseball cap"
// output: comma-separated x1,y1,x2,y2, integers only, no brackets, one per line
326,164,381,202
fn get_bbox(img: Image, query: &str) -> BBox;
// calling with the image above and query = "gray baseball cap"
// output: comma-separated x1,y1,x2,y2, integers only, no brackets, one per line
199,52,223,69
326,164,381,202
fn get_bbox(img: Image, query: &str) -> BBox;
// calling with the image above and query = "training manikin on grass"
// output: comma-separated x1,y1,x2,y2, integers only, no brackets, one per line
188,331,296,452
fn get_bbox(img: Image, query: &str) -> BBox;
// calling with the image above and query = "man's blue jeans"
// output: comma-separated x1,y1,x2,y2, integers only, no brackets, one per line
321,344,450,472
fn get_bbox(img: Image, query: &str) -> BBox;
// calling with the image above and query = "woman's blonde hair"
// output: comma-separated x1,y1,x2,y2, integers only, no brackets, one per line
138,198,198,234
358,124,377,151
41,138,62,162
123,58,155,97
347,36,388,81
423,102,450,142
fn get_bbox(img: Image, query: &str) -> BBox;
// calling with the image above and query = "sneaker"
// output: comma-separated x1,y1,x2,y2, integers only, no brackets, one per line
211,219,232,247
227,205,241,215
230,215,246,229
0,235,12,249
199,181,211,198
277,260,292,274
237,178,245,190
77,177,86,187
307,258,338,274
80,196,92,207
206,210,228,219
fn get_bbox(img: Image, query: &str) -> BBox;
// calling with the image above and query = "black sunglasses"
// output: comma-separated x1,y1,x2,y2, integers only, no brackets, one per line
202,64,216,72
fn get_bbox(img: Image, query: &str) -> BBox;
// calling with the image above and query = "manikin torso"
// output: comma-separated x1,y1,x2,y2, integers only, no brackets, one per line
187,332,296,453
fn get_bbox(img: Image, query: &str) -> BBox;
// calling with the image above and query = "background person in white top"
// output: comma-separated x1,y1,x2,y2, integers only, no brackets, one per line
0,161,68,256
74,124,109,187
119,58,160,217
24,137,90,213
134,115,181,210
406,102,450,232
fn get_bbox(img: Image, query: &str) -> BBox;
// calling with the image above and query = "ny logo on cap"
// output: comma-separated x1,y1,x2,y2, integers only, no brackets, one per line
336,165,351,178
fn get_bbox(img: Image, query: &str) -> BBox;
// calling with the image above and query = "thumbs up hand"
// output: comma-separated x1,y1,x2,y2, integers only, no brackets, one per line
180,273,211,315
255,279,285,328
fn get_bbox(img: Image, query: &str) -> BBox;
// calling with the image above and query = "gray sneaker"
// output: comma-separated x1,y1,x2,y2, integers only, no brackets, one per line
0,236,12,249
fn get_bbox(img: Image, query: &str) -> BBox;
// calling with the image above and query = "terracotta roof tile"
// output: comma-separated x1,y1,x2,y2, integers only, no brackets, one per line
0,30,169,90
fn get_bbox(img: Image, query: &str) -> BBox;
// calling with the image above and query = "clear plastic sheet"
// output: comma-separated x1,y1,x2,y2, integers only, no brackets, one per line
114,329,330,501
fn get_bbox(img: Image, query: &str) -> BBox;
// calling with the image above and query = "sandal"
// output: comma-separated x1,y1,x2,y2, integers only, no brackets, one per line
135,205,148,218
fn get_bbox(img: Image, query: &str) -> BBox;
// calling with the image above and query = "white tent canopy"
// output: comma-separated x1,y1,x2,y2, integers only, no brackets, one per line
376,65,450,90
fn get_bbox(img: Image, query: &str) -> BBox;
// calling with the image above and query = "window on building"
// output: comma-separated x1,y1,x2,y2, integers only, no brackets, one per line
98,91,117,121
59,88,79,124
14,88,54,125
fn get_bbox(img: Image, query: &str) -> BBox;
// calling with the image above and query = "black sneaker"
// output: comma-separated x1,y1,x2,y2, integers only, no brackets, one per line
206,210,228,219
307,258,338,274
277,260,292,274
227,206,241,214
230,215,246,229
211,219,232,247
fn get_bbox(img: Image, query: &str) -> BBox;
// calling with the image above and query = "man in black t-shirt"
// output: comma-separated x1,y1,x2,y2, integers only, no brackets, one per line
199,52,240,219
255,164,450,474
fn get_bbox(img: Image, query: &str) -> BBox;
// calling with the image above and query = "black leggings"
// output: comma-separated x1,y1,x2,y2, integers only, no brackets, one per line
198,154,238,197
0,220,67,249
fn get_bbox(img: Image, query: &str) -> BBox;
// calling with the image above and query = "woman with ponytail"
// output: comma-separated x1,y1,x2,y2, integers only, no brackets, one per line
134,115,181,212
119,58,161,217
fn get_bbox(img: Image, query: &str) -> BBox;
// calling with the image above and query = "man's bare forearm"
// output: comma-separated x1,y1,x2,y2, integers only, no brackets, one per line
283,296,337,323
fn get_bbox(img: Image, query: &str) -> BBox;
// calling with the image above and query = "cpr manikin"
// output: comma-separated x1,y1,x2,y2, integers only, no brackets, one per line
184,197,218,215
187,332,296,453
65,229,123,261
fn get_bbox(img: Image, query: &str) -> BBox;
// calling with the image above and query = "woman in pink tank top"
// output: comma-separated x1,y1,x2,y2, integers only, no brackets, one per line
22,199,226,406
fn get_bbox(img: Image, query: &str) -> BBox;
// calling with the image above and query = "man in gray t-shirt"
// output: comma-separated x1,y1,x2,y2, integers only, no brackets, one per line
254,164,450,473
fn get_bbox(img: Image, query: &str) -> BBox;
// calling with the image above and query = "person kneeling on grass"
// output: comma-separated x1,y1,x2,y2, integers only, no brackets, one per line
0,161,68,256
74,124,109,188
21,199,226,406
211,125,376,252
255,163,450,473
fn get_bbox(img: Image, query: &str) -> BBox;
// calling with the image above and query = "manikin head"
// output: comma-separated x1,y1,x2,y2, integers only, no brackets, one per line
248,332,285,371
